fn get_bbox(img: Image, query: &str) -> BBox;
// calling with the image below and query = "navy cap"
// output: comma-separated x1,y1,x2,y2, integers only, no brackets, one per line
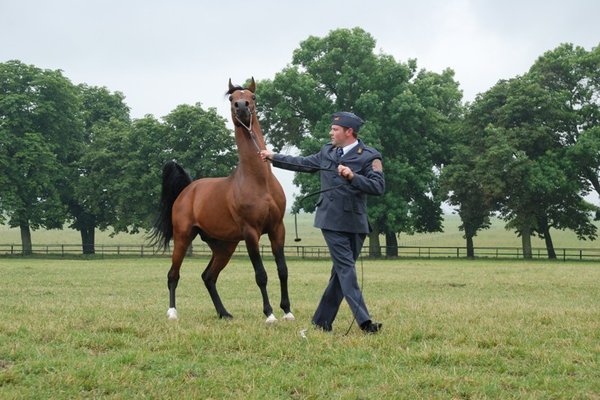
331,111,364,132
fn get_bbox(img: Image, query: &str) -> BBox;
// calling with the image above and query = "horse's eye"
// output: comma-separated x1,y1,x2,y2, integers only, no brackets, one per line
228,96,233,101
252,95,256,100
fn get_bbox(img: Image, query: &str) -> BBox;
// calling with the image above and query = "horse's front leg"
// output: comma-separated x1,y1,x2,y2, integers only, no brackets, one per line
269,224,294,321
244,234,276,323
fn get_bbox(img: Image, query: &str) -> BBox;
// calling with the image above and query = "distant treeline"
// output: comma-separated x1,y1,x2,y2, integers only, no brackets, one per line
1,28,598,258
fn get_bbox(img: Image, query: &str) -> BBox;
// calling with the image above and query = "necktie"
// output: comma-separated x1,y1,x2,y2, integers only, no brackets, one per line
336,147,343,158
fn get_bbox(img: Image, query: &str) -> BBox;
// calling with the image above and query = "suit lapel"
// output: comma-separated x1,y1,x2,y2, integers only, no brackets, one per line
327,147,340,164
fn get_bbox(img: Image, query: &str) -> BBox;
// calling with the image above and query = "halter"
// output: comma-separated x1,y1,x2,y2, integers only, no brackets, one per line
233,104,263,154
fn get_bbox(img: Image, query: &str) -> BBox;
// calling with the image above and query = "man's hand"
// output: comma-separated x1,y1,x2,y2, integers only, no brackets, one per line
338,164,354,180
259,150,273,162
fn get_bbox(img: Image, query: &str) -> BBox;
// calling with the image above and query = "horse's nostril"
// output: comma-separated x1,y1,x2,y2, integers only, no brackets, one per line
245,101,249,107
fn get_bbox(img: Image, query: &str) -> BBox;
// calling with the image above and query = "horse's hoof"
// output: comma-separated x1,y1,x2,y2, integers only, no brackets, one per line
167,308,178,320
265,314,278,324
219,313,233,320
282,312,295,321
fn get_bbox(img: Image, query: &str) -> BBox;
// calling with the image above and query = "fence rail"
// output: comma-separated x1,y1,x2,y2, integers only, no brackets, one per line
1,243,599,261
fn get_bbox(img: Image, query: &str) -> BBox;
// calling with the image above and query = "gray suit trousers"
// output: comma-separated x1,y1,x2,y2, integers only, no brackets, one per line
312,229,370,329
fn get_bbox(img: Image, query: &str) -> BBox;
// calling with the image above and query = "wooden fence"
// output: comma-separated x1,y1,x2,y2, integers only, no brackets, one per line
1,243,599,261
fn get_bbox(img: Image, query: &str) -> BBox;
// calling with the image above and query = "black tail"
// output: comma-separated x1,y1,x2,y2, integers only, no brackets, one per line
149,161,193,250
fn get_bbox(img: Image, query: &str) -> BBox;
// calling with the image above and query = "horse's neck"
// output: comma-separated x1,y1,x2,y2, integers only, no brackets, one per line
235,122,270,185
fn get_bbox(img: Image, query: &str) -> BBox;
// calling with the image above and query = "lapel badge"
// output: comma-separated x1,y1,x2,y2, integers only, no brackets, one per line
357,147,363,154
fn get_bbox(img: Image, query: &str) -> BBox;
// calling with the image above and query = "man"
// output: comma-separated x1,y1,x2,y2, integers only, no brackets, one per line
259,111,385,334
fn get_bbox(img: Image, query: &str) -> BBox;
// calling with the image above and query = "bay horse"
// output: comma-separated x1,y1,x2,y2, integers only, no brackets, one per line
151,78,294,323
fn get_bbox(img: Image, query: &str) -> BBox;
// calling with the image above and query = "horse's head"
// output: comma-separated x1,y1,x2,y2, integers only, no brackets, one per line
227,77,256,128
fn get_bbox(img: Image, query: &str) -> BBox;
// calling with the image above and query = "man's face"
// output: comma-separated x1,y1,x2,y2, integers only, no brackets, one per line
329,125,352,147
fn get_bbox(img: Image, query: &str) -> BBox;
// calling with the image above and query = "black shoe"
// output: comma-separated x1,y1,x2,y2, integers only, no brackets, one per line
312,322,332,332
360,320,382,334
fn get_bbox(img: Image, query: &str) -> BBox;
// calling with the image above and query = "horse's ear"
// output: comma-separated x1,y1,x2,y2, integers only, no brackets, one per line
228,78,235,92
248,77,256,93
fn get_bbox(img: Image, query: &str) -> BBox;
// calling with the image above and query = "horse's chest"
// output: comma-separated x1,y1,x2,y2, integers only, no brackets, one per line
234,195,278,224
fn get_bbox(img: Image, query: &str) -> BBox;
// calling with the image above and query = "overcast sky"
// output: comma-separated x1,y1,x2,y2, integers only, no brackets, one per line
2,0,599,203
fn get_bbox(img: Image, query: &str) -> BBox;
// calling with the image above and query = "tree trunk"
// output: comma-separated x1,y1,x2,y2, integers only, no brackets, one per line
20,224,32,255
80,225,95,255
385,231,398,258
588,172,600,198
466,234,474,258
368,227,381,258
543,227,556,259
521,226,533,259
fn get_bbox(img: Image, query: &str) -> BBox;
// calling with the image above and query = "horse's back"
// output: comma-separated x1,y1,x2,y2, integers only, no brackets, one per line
173,172,287,242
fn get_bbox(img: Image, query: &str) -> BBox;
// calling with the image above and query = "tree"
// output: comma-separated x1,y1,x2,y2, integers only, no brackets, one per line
67,84,131,254
161,104,237,179
440,139,495,258
458,70,597,259
114,104,237,236
0,60,82,254
528,43,600,198
256,28,462,256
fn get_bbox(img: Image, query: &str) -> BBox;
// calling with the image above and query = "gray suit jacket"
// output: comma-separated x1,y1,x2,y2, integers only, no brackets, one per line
272,140,385,233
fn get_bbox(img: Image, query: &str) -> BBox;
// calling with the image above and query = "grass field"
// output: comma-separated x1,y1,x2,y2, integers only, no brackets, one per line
2,213,600,250
0,257,599,398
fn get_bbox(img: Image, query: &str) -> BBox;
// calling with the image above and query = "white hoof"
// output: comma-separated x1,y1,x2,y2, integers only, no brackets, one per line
265,314,277,324
282,312,296,321
167,308,178,320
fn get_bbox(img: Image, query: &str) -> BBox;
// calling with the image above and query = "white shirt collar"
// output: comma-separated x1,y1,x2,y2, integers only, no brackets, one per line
341,140,359,156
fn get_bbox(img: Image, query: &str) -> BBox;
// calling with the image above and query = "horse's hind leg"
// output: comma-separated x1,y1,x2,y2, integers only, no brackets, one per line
202,241,237,319
269,223,294,321
166,237,191,320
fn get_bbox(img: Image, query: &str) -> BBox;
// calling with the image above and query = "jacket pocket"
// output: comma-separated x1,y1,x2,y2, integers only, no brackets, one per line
345,198,364,214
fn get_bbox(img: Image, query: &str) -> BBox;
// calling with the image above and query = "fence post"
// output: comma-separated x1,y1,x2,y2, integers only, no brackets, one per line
456,247,459,258
580,249,583,261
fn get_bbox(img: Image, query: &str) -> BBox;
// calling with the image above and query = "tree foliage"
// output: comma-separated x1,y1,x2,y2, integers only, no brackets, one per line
1,39,598,256
256,28,463,254
114,104,237,235
0,60,82,253
67,85,131,253
442,43,599,258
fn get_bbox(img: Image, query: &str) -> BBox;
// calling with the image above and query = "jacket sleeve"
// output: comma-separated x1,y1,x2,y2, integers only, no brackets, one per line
272,153,322,173
349,155,385,196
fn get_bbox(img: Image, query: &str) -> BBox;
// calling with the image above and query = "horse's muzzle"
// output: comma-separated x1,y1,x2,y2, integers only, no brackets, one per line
234,101,252,126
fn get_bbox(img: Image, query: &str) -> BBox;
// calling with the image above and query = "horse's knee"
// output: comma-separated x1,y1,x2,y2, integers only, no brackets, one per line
201,270,212,286
203,270,221,292
255,268,268,287
276,263,288,281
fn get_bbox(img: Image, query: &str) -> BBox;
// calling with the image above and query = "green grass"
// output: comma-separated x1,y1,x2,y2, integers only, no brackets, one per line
0,257,599,398
2,213,599,249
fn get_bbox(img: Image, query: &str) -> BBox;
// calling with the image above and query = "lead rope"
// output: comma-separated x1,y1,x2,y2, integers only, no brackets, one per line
234,113,262,153
236,108,367,337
